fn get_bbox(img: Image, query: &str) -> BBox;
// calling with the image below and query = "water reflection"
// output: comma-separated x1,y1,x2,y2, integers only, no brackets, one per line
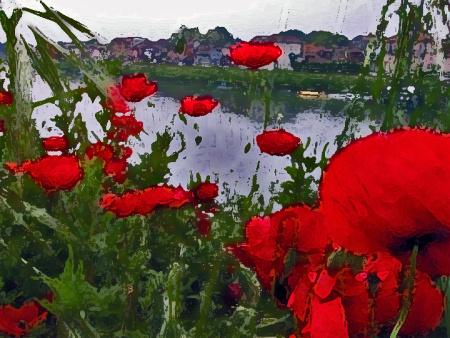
31,76,374,199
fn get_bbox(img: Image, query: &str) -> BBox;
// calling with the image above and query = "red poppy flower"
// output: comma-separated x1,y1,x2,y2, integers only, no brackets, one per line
195,182,219,201
179,95,219,117
0,90,13,105
401,271,444,335
228,216,280,289
105,85,131,113
333,253,402,336
271,205,327,253
333,252,443,336
110,114,144,141
0,301,47,337
229,42,282,70
85,142,114,162
119,73,158,102
6,155,83,192
287,264,318,323
119,146,133,160
256,129,301,156
320,129,450,277
195,209,212,236
103,158,127,183
223,282,243,307
100,185,193,217
230,205,325,290
42,136,69,152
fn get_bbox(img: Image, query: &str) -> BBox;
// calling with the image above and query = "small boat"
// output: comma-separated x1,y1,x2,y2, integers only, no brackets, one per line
297,90,327,99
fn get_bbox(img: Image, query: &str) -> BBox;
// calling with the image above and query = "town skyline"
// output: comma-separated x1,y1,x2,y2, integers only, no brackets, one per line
55,25,448,75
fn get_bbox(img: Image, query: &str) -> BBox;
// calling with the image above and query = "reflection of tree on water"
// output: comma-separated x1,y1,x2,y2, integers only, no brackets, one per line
156,79,348,123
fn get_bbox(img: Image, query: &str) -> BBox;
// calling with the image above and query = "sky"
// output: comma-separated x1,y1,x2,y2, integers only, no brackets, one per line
3,0,400,42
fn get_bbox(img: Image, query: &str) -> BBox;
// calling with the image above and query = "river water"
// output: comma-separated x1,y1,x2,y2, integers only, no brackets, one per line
31,76,375,199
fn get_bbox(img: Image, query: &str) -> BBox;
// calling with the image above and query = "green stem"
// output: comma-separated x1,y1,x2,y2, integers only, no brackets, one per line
390,243,419,338
196,256,222,334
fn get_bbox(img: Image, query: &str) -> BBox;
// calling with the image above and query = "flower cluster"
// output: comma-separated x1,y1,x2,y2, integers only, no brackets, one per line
230,128,447,337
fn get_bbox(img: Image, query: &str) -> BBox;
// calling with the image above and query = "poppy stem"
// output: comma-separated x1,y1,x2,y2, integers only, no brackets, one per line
389,243,419,338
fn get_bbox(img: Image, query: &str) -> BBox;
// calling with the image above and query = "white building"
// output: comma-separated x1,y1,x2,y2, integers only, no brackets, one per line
275,42,303,70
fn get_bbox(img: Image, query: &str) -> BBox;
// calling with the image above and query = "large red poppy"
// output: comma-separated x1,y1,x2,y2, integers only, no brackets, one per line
42,136,69,152
229,42,282,70
6,155,83,192
320,128,450,277
0,90,13,105
179,95,219,117
100,185,193,217
0,301,47,337
256,129,301,156
119,73,158,102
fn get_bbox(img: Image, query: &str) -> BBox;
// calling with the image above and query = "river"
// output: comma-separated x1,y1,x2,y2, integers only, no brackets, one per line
31,76,375,200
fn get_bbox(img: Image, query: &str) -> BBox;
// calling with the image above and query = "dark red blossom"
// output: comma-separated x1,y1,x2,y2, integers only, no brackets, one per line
119,73,158,102
85,142,114,162
0,301,47,337
320,128,450,277
100,185,193,217
179,95,219,117
105,85,130,113
110,114,144,141
195,182,219,201
0,90,13,105
5,155,83,192
103,158,127,183
223,282,243,307
195,209,212,236
256,129,300,156
42,136,69,152
0,120,5,132
229,42,282,69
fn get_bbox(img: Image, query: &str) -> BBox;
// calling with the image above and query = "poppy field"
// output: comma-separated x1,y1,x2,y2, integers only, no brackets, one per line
0,1,450,338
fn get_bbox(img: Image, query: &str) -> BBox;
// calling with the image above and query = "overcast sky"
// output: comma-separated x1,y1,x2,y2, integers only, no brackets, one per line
7,0,400,42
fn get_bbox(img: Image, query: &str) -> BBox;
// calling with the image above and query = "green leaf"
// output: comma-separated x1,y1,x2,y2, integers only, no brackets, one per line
128,130,185,188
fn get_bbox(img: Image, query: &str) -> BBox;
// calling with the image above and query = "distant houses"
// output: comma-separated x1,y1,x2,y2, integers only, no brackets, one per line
48,27,449,77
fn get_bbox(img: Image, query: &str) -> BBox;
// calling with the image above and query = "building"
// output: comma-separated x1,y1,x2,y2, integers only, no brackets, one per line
251,35,303,70
304,43,333,63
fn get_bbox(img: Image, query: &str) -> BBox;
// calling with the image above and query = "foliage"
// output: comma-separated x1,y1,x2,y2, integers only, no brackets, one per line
0,1,448,337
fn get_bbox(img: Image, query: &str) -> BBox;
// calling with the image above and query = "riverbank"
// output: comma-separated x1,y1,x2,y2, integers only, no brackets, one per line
108,62,369,93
